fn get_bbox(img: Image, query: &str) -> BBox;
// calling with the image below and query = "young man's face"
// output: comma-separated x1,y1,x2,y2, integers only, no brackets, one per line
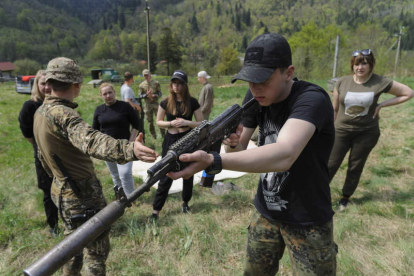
248,66,294,106
144,74,151,81
197,76,205,84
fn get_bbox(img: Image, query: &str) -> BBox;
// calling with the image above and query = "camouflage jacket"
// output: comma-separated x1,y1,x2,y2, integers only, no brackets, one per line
34,95,137,183
138,79,162,104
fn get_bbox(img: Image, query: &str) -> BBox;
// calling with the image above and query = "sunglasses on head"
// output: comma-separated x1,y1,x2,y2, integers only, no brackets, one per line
352,49,372,57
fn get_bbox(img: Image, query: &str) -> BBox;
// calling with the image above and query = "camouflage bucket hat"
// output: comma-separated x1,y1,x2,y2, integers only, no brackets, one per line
45,57,83,84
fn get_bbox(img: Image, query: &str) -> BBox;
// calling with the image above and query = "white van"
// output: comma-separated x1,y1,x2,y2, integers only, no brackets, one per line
15,75,35,94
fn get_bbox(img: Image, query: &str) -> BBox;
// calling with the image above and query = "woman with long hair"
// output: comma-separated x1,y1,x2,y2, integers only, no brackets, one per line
18,70,59,236
150,70,203,221
329,49,413,211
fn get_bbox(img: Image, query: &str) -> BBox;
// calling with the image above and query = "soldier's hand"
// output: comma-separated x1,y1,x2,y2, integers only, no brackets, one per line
134,133,158,162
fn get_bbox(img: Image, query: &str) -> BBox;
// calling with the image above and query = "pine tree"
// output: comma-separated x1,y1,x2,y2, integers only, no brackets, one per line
242,35,248,51
118,8,126,30
158,27,182,76
103,17,108,30
191,13,199,33
235,13,241,31
245,9,251,26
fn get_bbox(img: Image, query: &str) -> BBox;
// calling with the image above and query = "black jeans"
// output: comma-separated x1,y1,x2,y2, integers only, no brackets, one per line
152,130,194,211
328,127,380,197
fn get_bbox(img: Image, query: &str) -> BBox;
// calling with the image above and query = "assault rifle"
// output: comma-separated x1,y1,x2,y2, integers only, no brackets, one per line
23,98,256,276
131,94,147,142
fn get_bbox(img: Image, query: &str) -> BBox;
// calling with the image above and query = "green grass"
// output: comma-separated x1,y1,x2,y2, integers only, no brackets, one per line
0,77,413,275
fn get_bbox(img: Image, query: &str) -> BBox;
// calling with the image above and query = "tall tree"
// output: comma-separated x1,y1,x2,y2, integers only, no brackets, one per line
190,13,199,33
245,9,251,26
241,35,248,51
235,13,241,31
158,27,182,76
143,40,158,73
217,46,240,76
118,7,126,30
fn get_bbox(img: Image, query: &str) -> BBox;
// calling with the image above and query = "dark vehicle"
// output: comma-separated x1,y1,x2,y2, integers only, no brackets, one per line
15,75,36,94
89,68,121,87
110,75,122,83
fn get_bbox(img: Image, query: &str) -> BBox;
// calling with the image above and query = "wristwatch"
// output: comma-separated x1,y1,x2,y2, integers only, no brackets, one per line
205,151,222,175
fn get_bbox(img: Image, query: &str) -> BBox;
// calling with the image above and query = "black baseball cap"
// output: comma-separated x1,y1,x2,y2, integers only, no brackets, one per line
232,33,292,83
171,70,188,84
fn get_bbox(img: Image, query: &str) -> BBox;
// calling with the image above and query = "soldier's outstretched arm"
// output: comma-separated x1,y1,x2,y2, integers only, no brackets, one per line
133,133,158,162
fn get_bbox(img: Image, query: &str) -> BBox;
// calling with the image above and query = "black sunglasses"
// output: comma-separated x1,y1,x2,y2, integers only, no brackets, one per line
352,49,372,57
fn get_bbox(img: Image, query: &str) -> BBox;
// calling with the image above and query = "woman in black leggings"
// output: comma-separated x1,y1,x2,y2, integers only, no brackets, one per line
150,70,203,221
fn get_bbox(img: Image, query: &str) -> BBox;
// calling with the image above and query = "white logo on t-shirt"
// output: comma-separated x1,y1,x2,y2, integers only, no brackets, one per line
259,120,289,211
344,91,374,117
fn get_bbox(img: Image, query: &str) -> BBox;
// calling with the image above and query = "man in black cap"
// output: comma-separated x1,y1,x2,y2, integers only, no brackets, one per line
169,33,337,275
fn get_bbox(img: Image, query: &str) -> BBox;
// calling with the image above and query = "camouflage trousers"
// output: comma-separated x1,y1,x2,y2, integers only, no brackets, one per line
144,102,165,138
51,177,110,276
244,211,337,276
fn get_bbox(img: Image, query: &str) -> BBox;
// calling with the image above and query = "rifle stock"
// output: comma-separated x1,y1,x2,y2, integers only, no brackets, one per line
23,98,256,276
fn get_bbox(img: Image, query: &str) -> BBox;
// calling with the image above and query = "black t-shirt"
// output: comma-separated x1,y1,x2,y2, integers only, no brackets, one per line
242,81,335,226
92,100,140,140
160,97,200,121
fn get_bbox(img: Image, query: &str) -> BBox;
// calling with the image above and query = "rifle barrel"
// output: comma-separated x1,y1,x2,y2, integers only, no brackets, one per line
23,200,126,276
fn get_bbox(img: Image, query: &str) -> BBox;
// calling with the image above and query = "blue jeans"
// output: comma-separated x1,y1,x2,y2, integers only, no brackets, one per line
105,161,134,195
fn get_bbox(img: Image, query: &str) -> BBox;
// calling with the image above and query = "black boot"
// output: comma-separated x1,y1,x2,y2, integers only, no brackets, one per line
182,202,191,214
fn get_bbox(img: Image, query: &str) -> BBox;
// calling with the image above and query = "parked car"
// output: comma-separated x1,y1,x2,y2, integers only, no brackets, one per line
88,68,121,87
110,75,122,83
15,75,36,94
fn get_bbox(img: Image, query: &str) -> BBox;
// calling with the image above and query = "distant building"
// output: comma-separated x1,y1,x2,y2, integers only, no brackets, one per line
0,62,16,78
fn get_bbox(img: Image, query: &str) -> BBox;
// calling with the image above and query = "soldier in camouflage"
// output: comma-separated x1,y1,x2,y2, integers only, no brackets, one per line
34,57,158,276
139,69,165,139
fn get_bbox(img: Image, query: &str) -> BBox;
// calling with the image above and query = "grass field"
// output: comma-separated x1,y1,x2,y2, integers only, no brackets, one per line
0,76,413,276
